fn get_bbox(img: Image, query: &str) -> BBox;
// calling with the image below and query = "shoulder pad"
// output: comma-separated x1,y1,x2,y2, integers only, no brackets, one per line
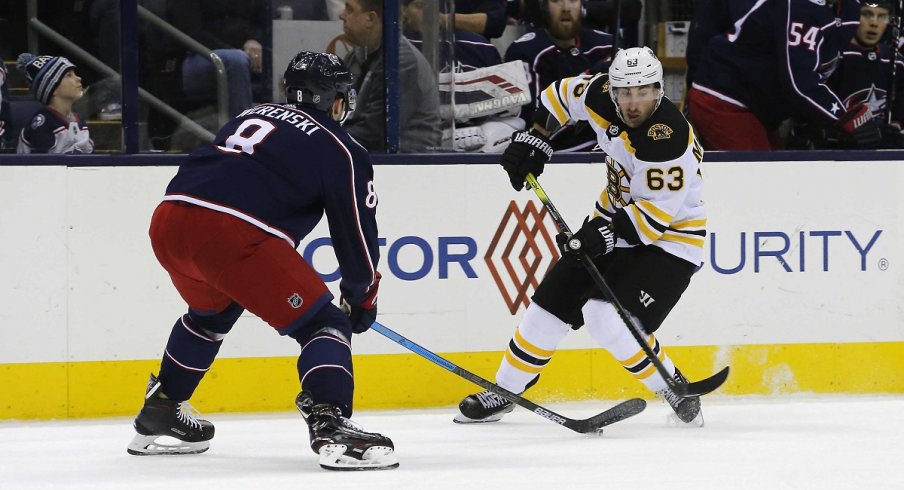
632,100,692,163
584,75,616,117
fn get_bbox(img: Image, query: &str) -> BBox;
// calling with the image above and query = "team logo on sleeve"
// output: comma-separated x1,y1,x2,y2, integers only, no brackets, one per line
647,123,673,140
602,80,610,93
288,293,304,308
31,114,46,129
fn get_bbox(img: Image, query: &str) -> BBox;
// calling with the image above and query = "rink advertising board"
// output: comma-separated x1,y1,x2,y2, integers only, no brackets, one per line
0,160,902,419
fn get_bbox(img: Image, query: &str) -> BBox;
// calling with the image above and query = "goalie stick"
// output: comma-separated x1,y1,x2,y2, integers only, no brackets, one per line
369,321,646,434
525,173,729,398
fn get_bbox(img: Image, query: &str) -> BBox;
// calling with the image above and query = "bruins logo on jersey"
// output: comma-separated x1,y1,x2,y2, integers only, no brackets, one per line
647,123,673,140
602,80,610,93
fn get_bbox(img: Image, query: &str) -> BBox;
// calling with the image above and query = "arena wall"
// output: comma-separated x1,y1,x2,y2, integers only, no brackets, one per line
1,157,902,419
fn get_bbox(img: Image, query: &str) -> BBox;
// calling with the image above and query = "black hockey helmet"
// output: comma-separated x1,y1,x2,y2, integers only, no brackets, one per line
284,51,356,122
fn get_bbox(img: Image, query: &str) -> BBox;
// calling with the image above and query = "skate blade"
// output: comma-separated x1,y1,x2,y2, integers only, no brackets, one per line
452,411,507,424
666,411,704,428
126,433,210,456
318,444,399,471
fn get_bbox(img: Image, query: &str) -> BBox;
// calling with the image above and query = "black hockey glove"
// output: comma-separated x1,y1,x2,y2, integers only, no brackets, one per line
556,216,617,259
340,272,381,334
838,103,882,149
500,130,554,191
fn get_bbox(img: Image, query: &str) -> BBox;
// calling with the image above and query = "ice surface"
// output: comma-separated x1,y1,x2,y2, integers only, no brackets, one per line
1,395,902,489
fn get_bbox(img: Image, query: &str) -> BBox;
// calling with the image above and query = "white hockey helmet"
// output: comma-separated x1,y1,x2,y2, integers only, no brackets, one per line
608,47,664,117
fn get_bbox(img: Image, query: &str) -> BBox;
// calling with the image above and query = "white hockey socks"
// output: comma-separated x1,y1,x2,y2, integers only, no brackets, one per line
495,304,572,393
583,299,677,393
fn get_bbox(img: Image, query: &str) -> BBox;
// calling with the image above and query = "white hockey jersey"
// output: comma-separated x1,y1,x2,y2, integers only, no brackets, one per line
538,73,706,266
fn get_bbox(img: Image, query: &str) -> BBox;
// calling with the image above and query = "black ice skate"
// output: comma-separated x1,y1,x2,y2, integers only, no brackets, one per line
454,390,515,424
127,374,215,455
295,391,398,471
657,368,704,427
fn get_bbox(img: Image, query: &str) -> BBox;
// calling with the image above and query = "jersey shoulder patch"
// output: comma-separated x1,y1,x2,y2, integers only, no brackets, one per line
514,32,536,43
631,99,692,163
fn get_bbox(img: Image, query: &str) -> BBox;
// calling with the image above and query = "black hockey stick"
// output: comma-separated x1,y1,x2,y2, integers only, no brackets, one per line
369,321,646,434
525,173,729,398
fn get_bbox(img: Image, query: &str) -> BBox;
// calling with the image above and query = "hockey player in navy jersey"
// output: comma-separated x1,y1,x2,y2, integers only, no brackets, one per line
793,1,904,148
688,0,883,150
456,48,708,427
15,53,93,154
505,0,615,151
127,51,397,471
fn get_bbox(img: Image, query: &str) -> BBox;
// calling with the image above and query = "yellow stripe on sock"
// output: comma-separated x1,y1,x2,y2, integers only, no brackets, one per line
504,349,545,374
514,329,555,359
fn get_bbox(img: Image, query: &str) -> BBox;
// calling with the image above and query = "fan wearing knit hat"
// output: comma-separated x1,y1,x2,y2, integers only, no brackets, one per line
15,53,94,154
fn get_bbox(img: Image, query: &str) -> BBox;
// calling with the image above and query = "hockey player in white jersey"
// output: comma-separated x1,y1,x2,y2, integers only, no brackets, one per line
456,47,706,426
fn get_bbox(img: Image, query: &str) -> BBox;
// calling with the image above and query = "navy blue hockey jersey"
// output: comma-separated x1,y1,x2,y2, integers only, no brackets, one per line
163,103,379,305
17,107,93,154
830,42,904,124
693,0,861,130
505,27,614,149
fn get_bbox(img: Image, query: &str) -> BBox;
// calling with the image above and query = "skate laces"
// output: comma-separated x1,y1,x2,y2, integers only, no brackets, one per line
175,402,204,430
475,391,510,409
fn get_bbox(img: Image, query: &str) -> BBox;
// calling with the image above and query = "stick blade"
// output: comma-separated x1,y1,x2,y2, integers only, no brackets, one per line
673,366,730,398
571,398,647,434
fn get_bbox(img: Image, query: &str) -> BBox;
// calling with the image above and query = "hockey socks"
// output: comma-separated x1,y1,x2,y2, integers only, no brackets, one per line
495,304,571,393
295,327,354,417
157,314,227,401
583,299,676,393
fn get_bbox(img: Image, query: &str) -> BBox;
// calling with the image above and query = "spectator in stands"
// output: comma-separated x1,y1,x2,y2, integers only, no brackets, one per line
169,0,269,116
790,1,904,149
15,53,94,154
518,0,643,47
340,0,441,152
451,0,509,39
402,0,502,71
0,58,11,150
505,0,614,151
687,0,882,151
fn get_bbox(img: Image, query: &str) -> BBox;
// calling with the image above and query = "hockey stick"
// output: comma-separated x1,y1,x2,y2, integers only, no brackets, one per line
369,320,646,434
525,173,729,398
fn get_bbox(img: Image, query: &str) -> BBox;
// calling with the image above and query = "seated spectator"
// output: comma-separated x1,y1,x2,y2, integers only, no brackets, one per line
340,0,441,152
0,58,11,150
518,0,642,47
402,0,502,71
790,1,904,149
687,0,881,151
452,0,508,39
505,0,614,151
16,53,94,154
169,0,269,117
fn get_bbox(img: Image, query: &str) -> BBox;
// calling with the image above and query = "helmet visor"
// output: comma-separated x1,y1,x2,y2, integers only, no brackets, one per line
611,85,660,105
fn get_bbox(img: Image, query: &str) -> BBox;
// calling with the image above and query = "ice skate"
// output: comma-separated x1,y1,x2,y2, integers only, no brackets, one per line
127,374,215,455
657,368,704,427
454,390,515,424
295,391,398,471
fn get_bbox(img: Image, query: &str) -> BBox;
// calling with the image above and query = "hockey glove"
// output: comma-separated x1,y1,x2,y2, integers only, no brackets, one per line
838,103,882,149
556,216,617,259
340,271,381,334
500,130,554,191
